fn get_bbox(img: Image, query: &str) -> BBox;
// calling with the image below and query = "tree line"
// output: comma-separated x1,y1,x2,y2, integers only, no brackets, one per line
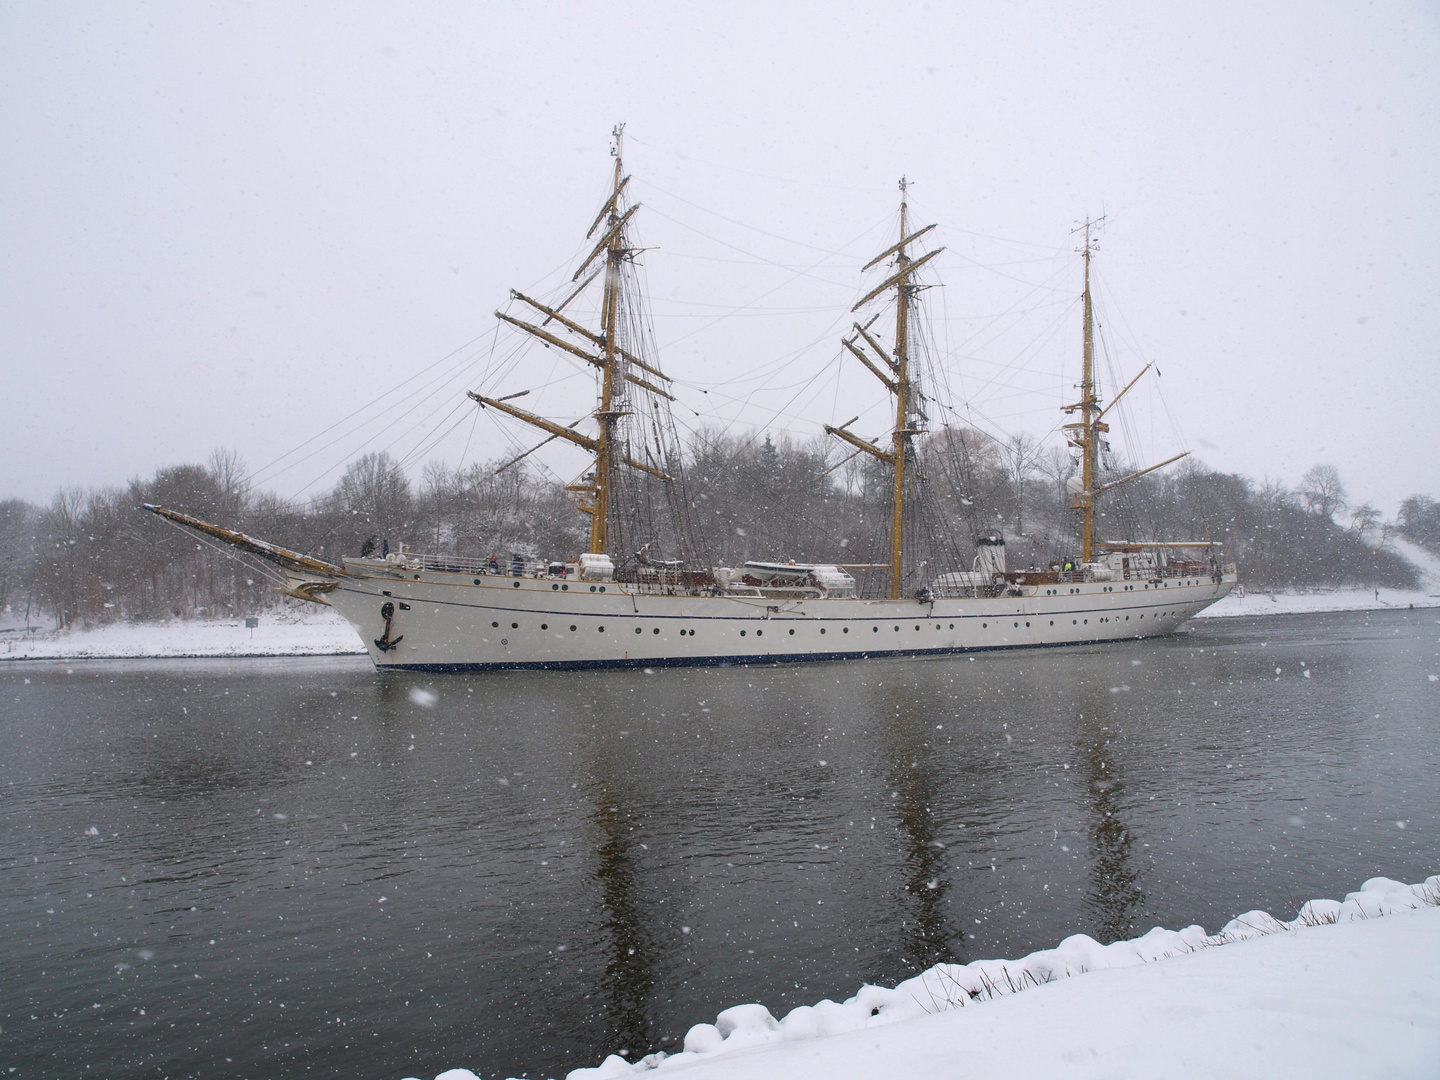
0,436,1426,629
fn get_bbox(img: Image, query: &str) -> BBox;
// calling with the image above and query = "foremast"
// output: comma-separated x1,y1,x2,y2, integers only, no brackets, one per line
468,124,678,562
826,179,942,599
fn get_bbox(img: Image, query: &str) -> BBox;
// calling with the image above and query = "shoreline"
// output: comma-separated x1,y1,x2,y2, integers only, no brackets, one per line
3,588,1438,662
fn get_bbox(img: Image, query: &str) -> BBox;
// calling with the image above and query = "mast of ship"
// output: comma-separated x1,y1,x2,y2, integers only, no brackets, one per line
1063,216,1189,562
468,124,677,559
889,182,912,601
591,124,625,555
1068,218,1102,563
826,179,942,600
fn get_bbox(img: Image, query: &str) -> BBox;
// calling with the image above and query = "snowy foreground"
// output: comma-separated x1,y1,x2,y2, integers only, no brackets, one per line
3,583,1438,661
420,876,1440,1080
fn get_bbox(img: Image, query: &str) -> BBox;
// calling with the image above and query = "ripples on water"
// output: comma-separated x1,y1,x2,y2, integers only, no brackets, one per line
2,608,1437,1078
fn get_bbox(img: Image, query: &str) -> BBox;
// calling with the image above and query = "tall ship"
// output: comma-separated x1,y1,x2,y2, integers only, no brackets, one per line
147,129,1236,671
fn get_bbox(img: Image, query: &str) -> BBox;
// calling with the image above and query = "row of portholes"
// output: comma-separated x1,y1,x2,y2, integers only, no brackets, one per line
472,578,609,594
485,616,1187,637
486,621,966,637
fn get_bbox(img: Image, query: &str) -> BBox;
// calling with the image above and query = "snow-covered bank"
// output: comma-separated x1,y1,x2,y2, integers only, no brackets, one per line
0,606,365,660
424,876,1440,1080
1196,585,1440,618
1196,534,1440,618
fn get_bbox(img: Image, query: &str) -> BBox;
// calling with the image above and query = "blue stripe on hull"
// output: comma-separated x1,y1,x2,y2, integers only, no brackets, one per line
379,632,1180,673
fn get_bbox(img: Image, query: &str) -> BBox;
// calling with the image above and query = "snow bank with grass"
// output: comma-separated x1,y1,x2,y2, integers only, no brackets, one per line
0,606,365,660
416,875,1440,1080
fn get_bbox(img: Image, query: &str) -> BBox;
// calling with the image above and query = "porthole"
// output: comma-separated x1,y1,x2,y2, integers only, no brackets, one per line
541,623,549,630
914,624,920,631
512,581,520,588
821,628,827,634
491,621,499,628
1025,621,1030,627
569,625,577,632
590,585,597,593
598,625,605,632
1049,620,1054,626
740,630,747,636
872,626,879,633
635,627,642,635
1014,621,1019,628
893,625,899,632
474,578,481,585
415,574,421,580
561,584,568,591
552,583,559,590
842,627,848,634
756,629,763,637
653,628,660,635
982,622,987,628
788,628,795,635
511,622,518,629
949,623,954,629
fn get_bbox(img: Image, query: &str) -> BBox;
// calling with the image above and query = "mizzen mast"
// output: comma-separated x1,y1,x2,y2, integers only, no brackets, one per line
826,178,942,599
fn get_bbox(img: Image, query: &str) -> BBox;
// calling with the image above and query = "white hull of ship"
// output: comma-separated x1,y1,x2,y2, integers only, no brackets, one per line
312,566,1237,671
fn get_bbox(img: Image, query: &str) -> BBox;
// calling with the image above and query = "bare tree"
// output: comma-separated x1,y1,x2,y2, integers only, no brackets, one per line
1398,495,1440,554
1299,464,1347,520
1348,503,1381,535
1036,445,1078,515
1001,432,1042,535
0,499,38,616
338,452,413,552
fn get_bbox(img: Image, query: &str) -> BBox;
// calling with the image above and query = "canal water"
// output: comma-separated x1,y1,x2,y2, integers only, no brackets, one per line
2,608,1437,1079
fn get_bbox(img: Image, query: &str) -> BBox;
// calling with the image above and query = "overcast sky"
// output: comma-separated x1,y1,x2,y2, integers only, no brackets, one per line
3,1,1437,516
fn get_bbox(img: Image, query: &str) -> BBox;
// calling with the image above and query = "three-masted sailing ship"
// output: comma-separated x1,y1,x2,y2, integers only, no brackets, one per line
146,128,1237,671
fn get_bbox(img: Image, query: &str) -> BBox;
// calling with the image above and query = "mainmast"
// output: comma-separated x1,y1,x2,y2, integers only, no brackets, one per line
826,178,941,600
1067,218,1103,563
591,123,626,555
889,183,912,602
1063,217,1188,562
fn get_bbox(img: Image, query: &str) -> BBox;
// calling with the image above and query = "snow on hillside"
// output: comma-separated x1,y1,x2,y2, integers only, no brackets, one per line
1198,533,1440,618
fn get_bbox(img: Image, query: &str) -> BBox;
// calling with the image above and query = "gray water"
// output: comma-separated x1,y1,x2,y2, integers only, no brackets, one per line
2,608,1437,1079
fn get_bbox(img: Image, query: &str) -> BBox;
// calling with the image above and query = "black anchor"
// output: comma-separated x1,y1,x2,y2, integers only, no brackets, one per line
374,601,404,652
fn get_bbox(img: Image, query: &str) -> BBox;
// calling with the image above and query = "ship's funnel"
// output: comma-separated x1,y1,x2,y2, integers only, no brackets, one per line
974,533,1007,577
